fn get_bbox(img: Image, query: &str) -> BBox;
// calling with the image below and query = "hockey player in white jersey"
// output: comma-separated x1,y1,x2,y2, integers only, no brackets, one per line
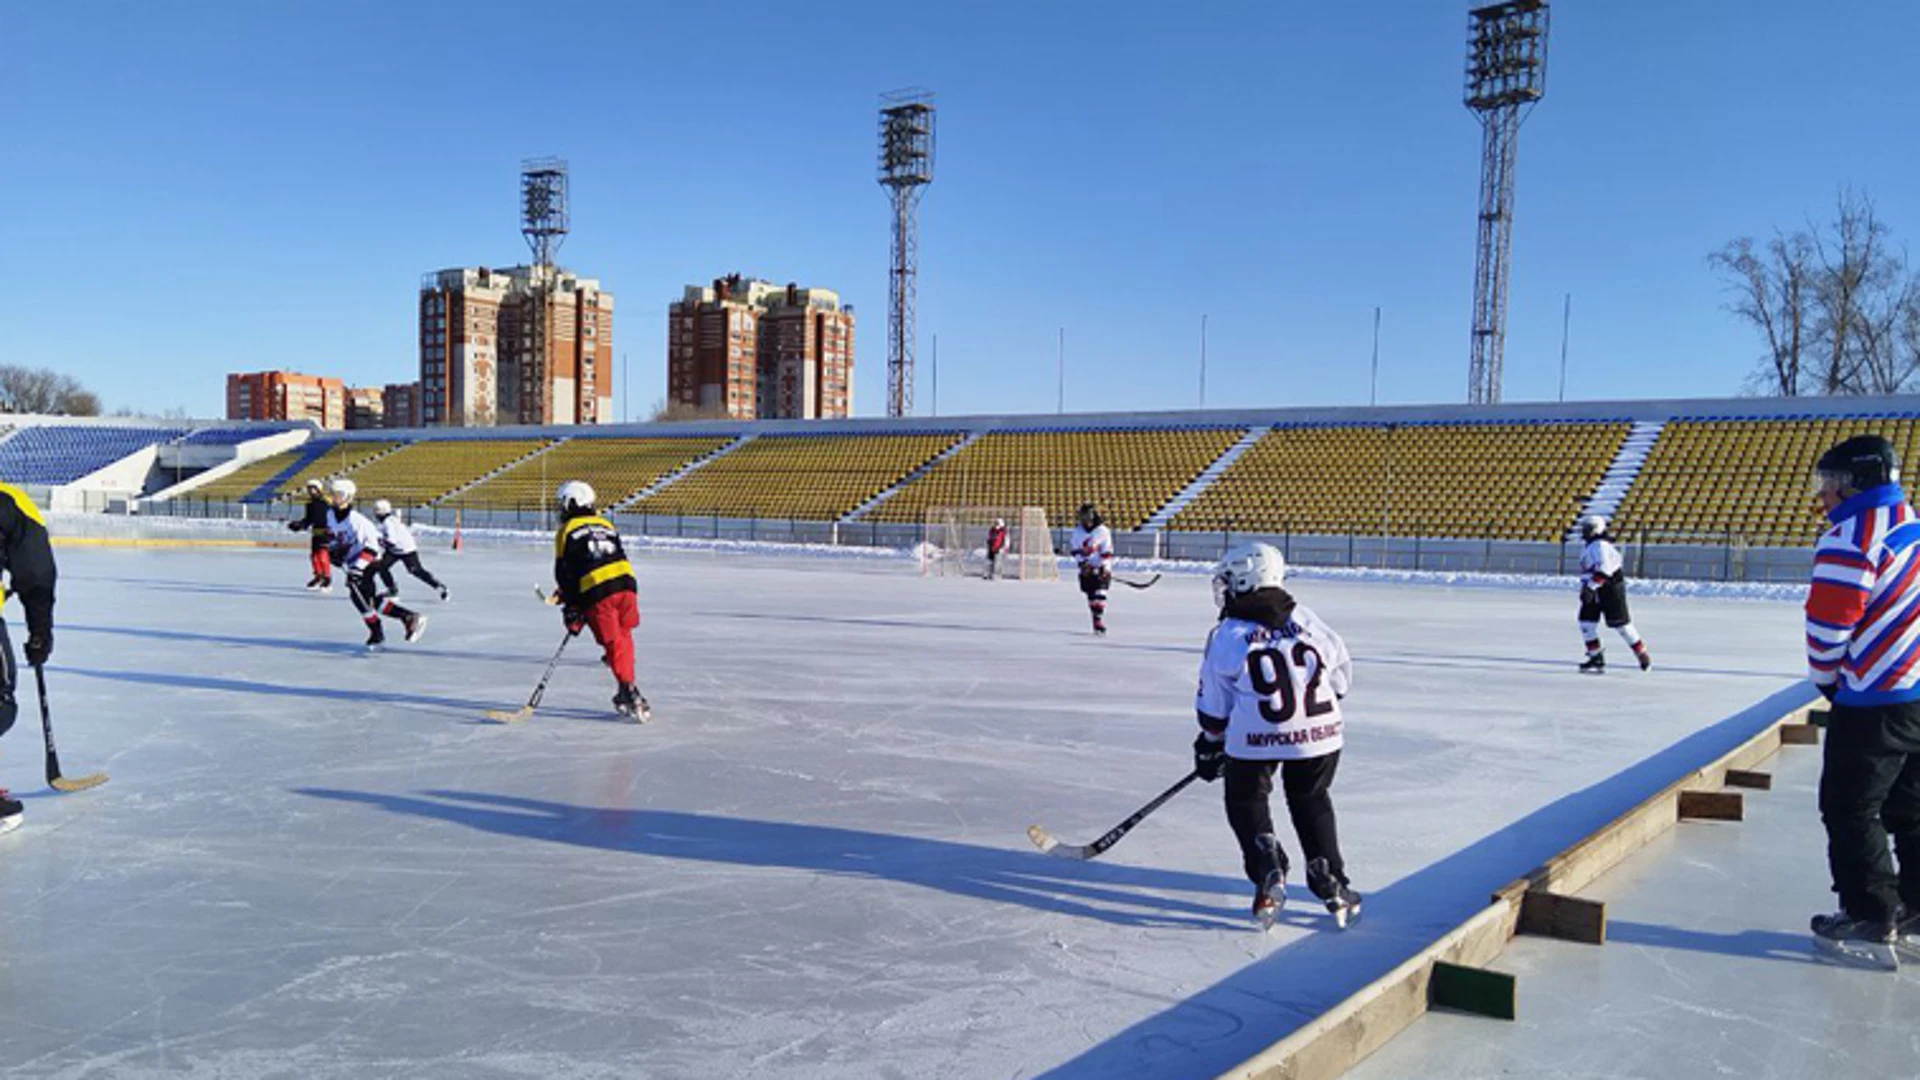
1069,504,1115,635
1574,515,1650,673
326,480,426,651
1193,541,1362,930
371,499,449,602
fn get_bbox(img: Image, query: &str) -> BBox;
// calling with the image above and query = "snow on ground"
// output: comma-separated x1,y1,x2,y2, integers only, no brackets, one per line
0,543,1814,1078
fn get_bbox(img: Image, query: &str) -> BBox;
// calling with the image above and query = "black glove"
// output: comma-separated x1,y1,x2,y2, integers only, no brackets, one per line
1193,732,1225,782
1817,682,1837,702
562,605,586,636
24,630,51,667
287,519,302,531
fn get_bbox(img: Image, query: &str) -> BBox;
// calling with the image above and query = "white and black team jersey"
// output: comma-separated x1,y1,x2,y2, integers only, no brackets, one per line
327,508,385,568
1070,524,1114,572
376,515,418,556
1579,537,1624,588
1196,606,1352,761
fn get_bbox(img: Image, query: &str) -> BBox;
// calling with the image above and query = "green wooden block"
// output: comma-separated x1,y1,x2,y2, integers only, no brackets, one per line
1430,960,1516,1021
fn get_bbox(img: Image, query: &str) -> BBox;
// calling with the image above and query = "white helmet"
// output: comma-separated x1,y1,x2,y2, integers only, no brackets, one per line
1213,541,1286,609
556,480,596,517
305,478,325,494
328,477,357,507
994,518,1006,528
1578,514,1607,540
373,498,393,518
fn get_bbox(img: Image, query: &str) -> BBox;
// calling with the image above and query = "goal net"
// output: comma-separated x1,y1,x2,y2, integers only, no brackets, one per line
919,506,1060,581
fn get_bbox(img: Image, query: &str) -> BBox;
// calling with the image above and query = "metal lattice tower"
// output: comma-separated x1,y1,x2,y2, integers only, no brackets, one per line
1464,2,1548,405
878,91,935,418
519,158,569,423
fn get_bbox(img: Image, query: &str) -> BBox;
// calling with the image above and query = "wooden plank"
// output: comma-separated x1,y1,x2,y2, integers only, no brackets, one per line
1678,790,1744,821
1724,769,1772,790
1517,890,1606,945
1218,895,1522,1080
1429,961,1516,1021
1781,723,1820,745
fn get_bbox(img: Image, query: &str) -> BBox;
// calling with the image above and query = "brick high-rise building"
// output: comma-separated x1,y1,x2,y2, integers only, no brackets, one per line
345,387,385,430
667,275,853,420
420,266,614,427
226,370,345,430
382,382,421,429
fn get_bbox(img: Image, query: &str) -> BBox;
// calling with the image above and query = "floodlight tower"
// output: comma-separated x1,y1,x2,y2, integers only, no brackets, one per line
1463,1,1548,405
520,157,569,423
878,90,935,418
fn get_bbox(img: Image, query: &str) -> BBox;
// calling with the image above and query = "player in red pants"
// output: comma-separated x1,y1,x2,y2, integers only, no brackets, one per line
553,480,648,721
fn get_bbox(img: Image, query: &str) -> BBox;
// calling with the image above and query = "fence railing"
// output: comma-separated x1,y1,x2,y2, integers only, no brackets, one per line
129,497,1818,584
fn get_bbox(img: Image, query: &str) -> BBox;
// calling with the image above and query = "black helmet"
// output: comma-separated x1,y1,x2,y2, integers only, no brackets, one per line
1817,434,1901,492
1076,503,1100,530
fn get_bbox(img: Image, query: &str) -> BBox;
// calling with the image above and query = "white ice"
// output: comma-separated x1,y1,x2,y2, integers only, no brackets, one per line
0,541,1817,1078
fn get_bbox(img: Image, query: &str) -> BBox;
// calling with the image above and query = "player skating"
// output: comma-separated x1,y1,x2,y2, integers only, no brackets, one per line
1574,515,1651,673
1070,504,1114,634
1192,541,1361,931
325,480,425,652
986,518,1008,580
0,482,56,836
370,499,449,602
553,481,648,720
288,478,334,590
1805,434,1920,969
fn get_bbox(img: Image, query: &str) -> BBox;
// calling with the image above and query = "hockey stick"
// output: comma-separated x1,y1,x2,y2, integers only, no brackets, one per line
533,585,562,606
34,665,107,792
1027,770,1199,860
485,631,576,723
1114,573,1162,590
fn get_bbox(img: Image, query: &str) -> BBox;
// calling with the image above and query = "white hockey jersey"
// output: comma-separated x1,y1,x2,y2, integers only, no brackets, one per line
1579,538,1623,588
1196,605,1352,761
1070,524,1114,571
327,508,385,568
376,514,418,556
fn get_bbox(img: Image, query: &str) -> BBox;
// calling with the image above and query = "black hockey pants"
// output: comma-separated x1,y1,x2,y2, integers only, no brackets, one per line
376,551,443,594
1820,700,1920,923
0,619,16,738
347,565,417,626
1223,752,1347,891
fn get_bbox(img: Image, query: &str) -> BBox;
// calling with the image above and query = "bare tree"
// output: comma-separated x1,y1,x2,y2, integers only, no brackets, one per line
1709,231,1814,396
0,364,101,415
1713,190,1920,396
648,397,730,422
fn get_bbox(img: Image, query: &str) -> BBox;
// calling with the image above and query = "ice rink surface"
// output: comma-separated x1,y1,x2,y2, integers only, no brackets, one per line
0,542,1822,1078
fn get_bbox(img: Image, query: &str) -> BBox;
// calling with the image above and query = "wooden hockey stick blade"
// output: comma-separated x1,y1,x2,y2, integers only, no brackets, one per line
50,772,108,792
1026,824,1081,858
533,585,561,605
484,706,533,723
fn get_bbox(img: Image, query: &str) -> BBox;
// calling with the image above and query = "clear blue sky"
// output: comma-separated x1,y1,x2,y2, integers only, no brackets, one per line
3,1,1916,420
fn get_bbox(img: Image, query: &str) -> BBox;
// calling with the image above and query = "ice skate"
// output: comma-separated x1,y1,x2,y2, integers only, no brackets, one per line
403,613,428,643
1093,618,1107,637
1578,651,1605,674
438,584,450,601
614,683,651,723
1251,835,1287,931
1633,643,1652,671
304,575,324,591
1895,910,1920,959
1811,910,1899,971
1307,858,1363,930
0,790,22,836
365,624,386,653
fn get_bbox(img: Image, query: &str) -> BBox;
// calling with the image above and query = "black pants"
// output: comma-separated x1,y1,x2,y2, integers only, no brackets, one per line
347,566,418,626
376,551,443,593
1078,567,1110,622
1223,752,1346,891
0,619,16,738
1820,701,1920,923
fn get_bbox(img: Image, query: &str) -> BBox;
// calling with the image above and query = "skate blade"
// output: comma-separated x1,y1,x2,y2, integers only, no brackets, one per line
50,773,108,793
1332,900,1362,930
1256,908,1278,933
0,816,20,836
1814,934,1899,972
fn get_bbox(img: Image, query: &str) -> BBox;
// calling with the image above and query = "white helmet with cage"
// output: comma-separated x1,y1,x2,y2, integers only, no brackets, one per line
373,498,394,518
1212,541,1286,610
1578,514,1608,541
328,477,357,508
556,480,596,518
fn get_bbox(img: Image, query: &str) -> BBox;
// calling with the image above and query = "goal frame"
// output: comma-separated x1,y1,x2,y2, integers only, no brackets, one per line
919,505,1059,582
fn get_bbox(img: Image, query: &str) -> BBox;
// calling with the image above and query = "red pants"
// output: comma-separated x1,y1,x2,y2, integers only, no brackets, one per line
309,537,332,579
582,591,639,684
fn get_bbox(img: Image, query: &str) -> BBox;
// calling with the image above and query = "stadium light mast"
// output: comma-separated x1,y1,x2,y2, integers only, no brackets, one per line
520,157,569,424
1463,1,1548,405
878,90,935,419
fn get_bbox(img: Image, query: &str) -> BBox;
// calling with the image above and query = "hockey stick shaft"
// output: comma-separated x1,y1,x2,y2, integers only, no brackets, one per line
1029,770,1199,860
35,665,107,792
489,631,576,721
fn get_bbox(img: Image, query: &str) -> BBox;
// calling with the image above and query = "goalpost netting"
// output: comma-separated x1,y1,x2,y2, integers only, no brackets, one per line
919,506,1060,581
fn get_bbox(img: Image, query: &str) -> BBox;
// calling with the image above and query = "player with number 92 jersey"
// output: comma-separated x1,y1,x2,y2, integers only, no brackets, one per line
1197,607,1351,760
